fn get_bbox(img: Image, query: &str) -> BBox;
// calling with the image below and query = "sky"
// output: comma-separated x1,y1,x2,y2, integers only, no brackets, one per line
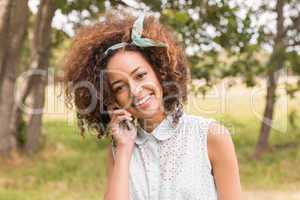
28,0,299,53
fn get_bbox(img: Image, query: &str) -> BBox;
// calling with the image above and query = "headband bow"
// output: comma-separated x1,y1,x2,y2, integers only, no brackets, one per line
103,13,167,56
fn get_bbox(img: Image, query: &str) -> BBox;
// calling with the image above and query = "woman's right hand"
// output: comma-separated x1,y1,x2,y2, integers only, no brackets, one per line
107,105,137,155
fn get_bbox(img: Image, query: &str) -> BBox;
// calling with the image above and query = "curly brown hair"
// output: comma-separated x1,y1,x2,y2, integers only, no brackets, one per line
63,9,190,138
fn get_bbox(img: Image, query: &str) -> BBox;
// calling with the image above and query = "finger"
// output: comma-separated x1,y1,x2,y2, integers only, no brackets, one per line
110,112,133,123
109,109,132,118
114,115,133,124
112,109,132,116
109,115,133,128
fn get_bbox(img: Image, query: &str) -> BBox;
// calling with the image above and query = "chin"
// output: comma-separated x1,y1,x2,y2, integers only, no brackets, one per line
139,109,159,119
135,104,163,120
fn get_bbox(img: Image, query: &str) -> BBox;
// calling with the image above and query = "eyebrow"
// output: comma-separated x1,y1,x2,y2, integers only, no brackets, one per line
111,66,140,86
130,66,140,76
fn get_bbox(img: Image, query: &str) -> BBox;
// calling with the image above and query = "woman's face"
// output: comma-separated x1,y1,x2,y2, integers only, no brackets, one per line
106,50,164,119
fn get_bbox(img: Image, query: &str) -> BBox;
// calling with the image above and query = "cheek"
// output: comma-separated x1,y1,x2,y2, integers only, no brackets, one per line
142,78,161,94
114,91,131,107
151,78,163,98
144,81,164,105
151,73,163,93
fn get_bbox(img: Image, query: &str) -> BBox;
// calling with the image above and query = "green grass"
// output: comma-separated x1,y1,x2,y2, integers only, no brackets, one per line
0,121,111,200
231,117,300,190
0,85,299,199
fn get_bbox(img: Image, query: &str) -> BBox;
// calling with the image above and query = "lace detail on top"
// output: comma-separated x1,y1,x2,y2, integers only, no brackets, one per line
159,124,188,182
111,113,218,200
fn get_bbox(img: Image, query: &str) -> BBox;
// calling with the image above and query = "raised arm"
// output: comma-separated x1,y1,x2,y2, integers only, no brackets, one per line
102,107,137,200
103,144,132,200
103,144,114,199
208,122,242,200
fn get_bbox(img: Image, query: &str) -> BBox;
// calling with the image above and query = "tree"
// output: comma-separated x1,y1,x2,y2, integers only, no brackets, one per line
21,0,57,154
0,0,12,93
0,0,29,158
9,0,107,155
254,0,300,158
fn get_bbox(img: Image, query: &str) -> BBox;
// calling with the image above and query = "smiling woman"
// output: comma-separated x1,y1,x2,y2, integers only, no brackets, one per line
106,50,165,121
63,8,241,200
63,10,189,137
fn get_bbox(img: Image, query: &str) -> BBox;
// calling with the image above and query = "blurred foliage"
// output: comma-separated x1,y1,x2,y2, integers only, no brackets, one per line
158,1,266,84
138,0,300,96
22,0,299,95
21,0,299,122
54,0,105,17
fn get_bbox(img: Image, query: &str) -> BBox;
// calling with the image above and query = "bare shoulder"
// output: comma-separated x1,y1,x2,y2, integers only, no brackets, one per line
207,121,242,199
207,122,236,164
208,121,232,144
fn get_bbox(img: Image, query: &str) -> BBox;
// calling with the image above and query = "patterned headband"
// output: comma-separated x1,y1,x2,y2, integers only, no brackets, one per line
103,13,167,56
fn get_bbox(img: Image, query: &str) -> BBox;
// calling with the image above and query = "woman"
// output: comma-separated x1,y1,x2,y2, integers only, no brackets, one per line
64,10,241,200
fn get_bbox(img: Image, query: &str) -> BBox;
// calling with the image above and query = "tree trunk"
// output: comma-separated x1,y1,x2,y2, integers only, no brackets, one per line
0,0,29,158
24,0,56,154
9,76,34,146
254,70,280,158
253,0,285,159
0,0,12,96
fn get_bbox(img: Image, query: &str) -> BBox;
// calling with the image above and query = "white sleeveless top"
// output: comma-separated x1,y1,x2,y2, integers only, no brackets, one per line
111,112,218,200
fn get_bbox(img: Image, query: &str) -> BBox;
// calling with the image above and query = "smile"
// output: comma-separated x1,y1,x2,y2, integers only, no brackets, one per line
134,93,153,108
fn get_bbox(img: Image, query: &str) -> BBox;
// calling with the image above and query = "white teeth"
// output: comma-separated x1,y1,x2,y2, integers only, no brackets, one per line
135,95,151,106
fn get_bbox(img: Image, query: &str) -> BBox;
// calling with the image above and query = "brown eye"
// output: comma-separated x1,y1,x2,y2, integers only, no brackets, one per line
114,86,123,92
136,72,147,79
114,85,128,93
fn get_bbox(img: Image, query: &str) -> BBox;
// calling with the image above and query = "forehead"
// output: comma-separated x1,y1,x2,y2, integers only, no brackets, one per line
106,50,152,77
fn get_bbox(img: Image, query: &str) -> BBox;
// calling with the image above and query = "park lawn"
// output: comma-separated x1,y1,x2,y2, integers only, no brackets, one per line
0,86,299,200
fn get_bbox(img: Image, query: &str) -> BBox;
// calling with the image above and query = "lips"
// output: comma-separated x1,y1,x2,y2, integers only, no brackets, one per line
133,93,154,108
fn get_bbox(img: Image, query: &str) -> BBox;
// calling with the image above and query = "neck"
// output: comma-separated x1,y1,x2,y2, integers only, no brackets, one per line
138,111,166,133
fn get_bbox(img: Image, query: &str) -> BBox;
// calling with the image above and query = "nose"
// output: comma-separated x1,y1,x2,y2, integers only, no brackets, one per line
129,80,143,98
